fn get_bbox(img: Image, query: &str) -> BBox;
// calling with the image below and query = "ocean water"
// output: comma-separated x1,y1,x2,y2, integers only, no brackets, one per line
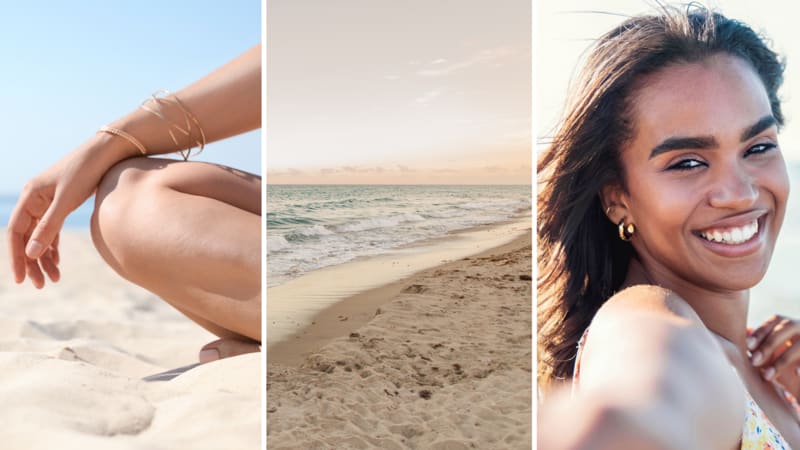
266,185,531,287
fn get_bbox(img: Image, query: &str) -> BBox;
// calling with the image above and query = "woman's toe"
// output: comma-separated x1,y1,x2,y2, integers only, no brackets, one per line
199,338,260,363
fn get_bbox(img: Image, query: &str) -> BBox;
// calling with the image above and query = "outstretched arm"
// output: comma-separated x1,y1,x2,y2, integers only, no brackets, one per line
7,44,261,288
539,285,745,449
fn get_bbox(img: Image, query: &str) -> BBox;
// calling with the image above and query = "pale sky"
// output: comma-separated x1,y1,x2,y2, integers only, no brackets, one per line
537,0,800,162
266,0,531,184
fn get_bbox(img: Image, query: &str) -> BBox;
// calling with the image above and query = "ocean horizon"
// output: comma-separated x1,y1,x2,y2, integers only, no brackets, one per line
0,195,95,230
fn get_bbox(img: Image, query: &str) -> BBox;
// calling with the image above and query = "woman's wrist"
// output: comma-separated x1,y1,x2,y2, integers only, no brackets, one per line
70,129,143,177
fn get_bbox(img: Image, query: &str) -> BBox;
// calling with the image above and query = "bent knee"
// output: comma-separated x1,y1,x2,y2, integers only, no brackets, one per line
94,157,168,201
90,157,163,272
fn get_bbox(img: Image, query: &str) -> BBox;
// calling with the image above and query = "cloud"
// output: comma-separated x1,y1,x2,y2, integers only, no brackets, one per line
416,47,514,77
397,165,415,173
415,89,442,104
268,167,304,176
384,75,400,81
483,165,505,173
334,166,387,174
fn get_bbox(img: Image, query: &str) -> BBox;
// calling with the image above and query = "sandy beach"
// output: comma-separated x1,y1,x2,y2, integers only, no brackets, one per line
0,230,260,449
267,226,532,449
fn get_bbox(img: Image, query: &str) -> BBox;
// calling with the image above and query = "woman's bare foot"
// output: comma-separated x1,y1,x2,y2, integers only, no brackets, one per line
199,338,261,363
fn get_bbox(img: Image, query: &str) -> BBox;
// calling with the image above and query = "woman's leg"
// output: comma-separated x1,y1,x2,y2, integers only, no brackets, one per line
90,157,261,350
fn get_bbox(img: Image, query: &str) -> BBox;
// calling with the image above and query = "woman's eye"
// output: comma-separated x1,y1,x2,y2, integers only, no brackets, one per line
745,142,777,156
666,159,705,171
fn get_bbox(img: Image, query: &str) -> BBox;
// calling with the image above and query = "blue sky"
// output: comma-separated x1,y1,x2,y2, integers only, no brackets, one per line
0,1,261,194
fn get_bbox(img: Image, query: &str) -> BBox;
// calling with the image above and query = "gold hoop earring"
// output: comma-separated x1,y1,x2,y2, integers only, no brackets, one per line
618,219,635,241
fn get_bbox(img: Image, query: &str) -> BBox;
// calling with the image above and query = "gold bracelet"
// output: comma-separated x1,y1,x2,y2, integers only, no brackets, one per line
140,89,207,161
97,126,148,155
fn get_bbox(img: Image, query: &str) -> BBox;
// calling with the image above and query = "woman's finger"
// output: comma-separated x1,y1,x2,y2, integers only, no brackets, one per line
751,318,800,367
761,339,800,382
748,315,784,352
51,232,60,266
26,200,66,260
25,257,45,289
7,205,35,284
40,249,60,283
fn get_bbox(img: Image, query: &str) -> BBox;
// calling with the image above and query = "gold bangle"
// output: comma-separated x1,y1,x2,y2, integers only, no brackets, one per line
97,126,148,155
140,89,206,161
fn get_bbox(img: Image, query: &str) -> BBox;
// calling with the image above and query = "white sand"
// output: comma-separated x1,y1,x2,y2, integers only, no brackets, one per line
0,230,260,449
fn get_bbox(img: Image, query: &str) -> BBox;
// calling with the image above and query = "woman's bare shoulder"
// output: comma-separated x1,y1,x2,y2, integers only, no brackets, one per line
596,284,704,327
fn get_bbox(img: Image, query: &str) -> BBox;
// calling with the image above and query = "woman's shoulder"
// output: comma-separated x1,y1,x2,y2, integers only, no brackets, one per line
577,284,715,386
594,283,705,329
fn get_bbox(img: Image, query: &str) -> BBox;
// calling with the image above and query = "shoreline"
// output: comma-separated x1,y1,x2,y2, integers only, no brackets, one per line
267,209,532,289
266,215,531,358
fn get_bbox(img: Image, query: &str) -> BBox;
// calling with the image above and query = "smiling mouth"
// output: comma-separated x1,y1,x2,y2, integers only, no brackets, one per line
697,219,760,245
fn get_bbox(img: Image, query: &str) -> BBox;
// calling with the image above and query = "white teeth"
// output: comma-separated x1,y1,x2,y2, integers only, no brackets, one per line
700,220,759,244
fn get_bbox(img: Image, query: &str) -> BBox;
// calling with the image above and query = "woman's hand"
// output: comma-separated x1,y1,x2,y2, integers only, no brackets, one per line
7,170,63,289
6,135,135,288
747,315,800,395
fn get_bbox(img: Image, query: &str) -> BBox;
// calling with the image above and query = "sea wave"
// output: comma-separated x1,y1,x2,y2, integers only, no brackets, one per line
266,235,291,253
287,224,334,239
336,213,425,233
266,216,317,227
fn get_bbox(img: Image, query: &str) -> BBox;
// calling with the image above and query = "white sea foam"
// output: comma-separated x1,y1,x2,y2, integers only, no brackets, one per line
266,236,290,253
337,213,426,233
294,225,333,237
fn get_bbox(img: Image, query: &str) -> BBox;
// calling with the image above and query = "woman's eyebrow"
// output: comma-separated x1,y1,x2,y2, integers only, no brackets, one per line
740,115,777,142
648,115,777,159
649,136,716,159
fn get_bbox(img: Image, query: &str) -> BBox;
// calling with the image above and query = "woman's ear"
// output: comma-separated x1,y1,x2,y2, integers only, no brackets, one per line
600,183,631,224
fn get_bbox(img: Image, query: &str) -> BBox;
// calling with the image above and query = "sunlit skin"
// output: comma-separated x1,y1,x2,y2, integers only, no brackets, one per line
603,53,800,444
609,54,789,336
7,46,263,364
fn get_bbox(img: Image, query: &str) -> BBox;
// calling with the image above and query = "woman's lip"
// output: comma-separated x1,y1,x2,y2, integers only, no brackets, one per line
696,210,768,231
693,214,766,258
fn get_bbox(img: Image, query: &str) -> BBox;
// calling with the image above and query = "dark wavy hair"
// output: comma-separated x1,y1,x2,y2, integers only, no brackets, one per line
537,4,785,390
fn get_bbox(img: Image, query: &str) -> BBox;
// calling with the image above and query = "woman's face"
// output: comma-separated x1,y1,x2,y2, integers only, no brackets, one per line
613,53,789,293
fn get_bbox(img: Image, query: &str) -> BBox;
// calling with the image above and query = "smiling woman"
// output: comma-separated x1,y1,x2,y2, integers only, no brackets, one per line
537,4,800,449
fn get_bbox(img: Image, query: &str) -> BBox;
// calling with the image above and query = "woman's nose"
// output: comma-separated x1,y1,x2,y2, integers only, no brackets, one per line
707,162,758,209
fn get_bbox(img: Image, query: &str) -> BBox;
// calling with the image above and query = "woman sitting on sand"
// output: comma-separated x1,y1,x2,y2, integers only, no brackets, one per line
537,6,800,448
6,46,261,364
